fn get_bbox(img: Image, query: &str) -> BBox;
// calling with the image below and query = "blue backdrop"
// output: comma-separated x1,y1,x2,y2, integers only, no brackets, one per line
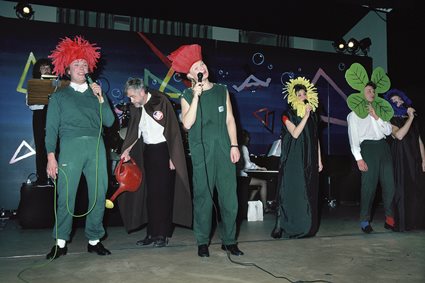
0,17,371,209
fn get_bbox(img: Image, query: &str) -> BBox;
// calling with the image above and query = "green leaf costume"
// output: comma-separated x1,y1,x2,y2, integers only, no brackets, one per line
345,63,394,121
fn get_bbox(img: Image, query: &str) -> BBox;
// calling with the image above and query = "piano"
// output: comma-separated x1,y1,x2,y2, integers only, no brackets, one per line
247,155,280,202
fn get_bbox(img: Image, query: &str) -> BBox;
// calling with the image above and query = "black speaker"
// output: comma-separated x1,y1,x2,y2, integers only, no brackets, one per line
18,183,55,228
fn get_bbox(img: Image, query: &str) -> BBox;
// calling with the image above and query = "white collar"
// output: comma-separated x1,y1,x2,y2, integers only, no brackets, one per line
70,82,89,93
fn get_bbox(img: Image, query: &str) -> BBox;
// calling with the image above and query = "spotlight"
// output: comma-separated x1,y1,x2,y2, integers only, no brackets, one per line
14,2,34,20
332,39,346,53
346,38,359,54
359,37,372,56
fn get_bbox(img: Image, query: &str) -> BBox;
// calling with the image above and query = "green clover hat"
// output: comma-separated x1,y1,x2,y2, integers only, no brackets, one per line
345,63,394,121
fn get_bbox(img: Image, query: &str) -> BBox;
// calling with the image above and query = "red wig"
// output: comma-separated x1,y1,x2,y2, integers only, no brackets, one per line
168,44,202,74
49,35,100,76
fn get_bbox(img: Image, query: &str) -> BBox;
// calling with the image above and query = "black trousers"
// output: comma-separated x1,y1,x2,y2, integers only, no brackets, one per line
144,142,175,237
33,108,48,183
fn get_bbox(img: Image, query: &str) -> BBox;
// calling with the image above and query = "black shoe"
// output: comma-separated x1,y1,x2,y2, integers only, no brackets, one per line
361,225,373,234
221,244,244,256
136,235,155,246
46,245,67,260
271,227,283,239
198,244,209,257
87,242,111,255
153,236,168,248
384,222,396,231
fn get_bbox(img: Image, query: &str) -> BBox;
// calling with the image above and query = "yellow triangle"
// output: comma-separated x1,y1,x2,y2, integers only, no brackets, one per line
16,52,37,94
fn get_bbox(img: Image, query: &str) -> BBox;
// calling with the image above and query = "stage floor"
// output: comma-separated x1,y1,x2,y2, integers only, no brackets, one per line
1,205,424,283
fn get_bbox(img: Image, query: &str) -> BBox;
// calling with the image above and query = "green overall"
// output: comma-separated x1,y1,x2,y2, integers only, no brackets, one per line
45,87,115,241
182,84,238,245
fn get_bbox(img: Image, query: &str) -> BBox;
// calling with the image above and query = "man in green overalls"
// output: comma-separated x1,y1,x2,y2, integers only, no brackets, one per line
45,36,115,259
168,44,243,257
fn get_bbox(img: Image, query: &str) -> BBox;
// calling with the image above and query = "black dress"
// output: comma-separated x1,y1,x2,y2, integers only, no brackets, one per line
388,117,425,231
274,109,320,238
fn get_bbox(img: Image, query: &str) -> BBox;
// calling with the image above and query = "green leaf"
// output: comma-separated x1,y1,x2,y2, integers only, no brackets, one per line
347,93,369,118
371,67,391,94
345,63,369,91
372,97,394,121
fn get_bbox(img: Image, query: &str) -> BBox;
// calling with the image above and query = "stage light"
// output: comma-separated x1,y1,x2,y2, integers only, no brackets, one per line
346,38,359,54
359,37,372,56
332,39,346,53
14,2,34,20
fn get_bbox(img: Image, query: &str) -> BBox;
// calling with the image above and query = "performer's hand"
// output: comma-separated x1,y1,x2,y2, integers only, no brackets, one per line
46,154,58,180
193,82,203,97
357,159,368,172
407,107,416,118
318,160,323,172
368,104,378,120
230,147,240,164
121,150,130,162
89,82,104,103
169,159,176,170
304,105,312,118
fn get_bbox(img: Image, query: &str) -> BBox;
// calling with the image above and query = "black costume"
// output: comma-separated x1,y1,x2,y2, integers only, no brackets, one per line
388,117,425,230
275,110,320,238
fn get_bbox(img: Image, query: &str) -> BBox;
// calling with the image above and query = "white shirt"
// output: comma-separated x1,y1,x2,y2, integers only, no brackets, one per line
138,93,166,144
347,112,392,161
239,145,259,177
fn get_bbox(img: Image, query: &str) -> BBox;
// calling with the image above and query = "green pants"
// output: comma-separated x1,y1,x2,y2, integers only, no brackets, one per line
53,136,108,241
360,139,395,222
192,141,238,245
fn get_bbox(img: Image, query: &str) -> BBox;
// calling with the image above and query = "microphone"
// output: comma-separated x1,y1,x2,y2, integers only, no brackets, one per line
196,72,204,100
85,73,103,103
85,73,94,85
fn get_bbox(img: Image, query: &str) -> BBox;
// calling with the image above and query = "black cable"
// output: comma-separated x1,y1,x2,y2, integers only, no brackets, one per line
197,85,330,283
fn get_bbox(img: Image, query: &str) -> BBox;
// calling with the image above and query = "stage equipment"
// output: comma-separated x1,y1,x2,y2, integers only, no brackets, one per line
18,181,54,228
332,38,346,53
14,2,34,20
27,78,70,105
347,38,360,54
359,37,372,55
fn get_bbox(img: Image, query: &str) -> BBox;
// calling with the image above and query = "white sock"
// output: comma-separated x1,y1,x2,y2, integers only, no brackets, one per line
89,239,99,246
56,239,66,248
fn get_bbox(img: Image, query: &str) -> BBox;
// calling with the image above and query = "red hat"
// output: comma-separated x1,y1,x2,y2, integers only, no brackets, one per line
49,35,100,76
168,44,202,74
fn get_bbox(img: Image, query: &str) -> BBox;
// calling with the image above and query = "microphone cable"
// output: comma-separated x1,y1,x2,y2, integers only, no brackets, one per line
196,77,225,243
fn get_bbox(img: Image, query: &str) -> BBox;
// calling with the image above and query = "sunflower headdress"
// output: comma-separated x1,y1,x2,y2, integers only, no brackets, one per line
283,77,319,118
345,63,393,121
49,35,100,76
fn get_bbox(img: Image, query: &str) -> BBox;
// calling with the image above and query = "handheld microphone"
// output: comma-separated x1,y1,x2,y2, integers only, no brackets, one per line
85,73,94,85
85,73,103,103
196,72,204,100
